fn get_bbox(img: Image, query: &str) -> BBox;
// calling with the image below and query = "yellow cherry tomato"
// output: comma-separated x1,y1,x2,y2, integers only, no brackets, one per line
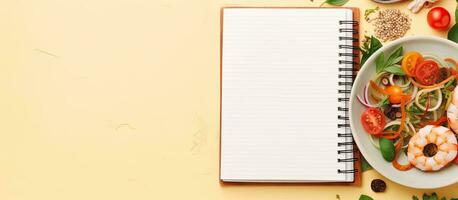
385,85,404,104
402,51,423,77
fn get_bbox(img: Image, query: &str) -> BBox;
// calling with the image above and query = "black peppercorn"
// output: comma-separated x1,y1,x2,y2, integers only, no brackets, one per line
371,179,386,192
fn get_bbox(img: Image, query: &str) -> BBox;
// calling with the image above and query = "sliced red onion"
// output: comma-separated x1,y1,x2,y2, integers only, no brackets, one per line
364,82,370,104
357,95,376,107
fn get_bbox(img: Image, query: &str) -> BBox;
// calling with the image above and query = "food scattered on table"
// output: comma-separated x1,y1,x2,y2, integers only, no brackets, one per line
427,7,451,30
364,6,380,21
319,0,349,6
359,194,374,200
373,9,411,41
358,46,458,172
370,179,387,192
408,0,440,13
413,192,458,200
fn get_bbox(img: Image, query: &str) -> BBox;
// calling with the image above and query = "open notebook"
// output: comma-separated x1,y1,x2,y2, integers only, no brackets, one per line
220,8,359,183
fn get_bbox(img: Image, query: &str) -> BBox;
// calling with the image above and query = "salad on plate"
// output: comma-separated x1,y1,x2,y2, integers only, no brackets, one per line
358,46,458,172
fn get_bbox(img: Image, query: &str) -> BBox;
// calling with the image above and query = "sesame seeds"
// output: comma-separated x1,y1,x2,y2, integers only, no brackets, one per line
373,9,411,42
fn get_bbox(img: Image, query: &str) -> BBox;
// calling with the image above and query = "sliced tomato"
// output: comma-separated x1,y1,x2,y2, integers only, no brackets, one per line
361,108,386,135
414,60,440,86
402,51,423,76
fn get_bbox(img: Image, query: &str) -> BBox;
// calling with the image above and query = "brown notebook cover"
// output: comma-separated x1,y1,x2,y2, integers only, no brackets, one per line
219,7,361,186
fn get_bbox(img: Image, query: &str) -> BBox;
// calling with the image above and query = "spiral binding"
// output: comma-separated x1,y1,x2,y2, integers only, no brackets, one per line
337,20,358,175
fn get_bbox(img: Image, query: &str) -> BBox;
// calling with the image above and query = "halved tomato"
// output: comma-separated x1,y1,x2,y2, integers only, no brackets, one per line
361,108,386,135
402,51,423,76
414,60,440,86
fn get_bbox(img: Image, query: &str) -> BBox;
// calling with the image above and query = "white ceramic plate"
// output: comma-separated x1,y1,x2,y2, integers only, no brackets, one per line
350,36,458,189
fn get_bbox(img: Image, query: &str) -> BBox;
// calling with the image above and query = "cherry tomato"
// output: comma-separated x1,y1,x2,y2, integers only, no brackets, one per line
361,108,386,135
427,7,451,30
401,51,423,77
385,85,404,104
414,60,439,86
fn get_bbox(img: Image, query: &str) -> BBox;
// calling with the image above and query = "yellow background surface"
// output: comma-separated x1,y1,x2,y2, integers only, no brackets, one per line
1,0,457,199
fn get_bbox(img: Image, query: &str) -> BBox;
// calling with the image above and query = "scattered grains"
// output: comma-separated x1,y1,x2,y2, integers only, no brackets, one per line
373,9,411,42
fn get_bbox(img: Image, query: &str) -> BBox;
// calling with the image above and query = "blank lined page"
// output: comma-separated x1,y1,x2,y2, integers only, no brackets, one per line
220,8,353,182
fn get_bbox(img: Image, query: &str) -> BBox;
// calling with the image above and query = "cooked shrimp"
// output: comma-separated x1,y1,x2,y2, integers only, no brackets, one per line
447,86,458,133
407,125,457,171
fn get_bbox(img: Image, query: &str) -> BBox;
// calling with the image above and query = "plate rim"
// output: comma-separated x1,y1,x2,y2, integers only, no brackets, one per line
350,35,458,189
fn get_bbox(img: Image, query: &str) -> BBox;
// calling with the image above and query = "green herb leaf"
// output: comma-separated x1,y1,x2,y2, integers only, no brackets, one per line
320,0,349,6
361,36,383,67
455,1,458,23
387,46,403,62
384,65,405,75
359,194,374,200
412,196,419,200
361,156,372,172
448,24,458,43
387,56,404,66
430,193,438,200
379,96,390,107
370,36,383,53
376,53,385,73
440,197,446,200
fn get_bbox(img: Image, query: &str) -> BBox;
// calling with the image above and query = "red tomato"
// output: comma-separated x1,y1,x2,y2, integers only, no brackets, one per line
361,108,386,135
427,7,451,30
454,153,458,165
385,85,404,104
414,60,440,86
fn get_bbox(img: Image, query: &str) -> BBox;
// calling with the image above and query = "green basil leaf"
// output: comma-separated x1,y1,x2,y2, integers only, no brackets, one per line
430,193,438,200
412,196,419,200
359,194,374,200
440,197,446,200
361,36,383,67
361,156,372,172
456,2,458,22
448,24,458,43
391,46,403,59
386,46,403,65
370,37,383,55
384,65,405,75
388,56,404,66
376,53,385,73
321,0,349,6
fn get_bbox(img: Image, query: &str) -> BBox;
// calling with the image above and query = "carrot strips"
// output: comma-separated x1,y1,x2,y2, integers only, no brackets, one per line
370,80,388,95
408,75,455,90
